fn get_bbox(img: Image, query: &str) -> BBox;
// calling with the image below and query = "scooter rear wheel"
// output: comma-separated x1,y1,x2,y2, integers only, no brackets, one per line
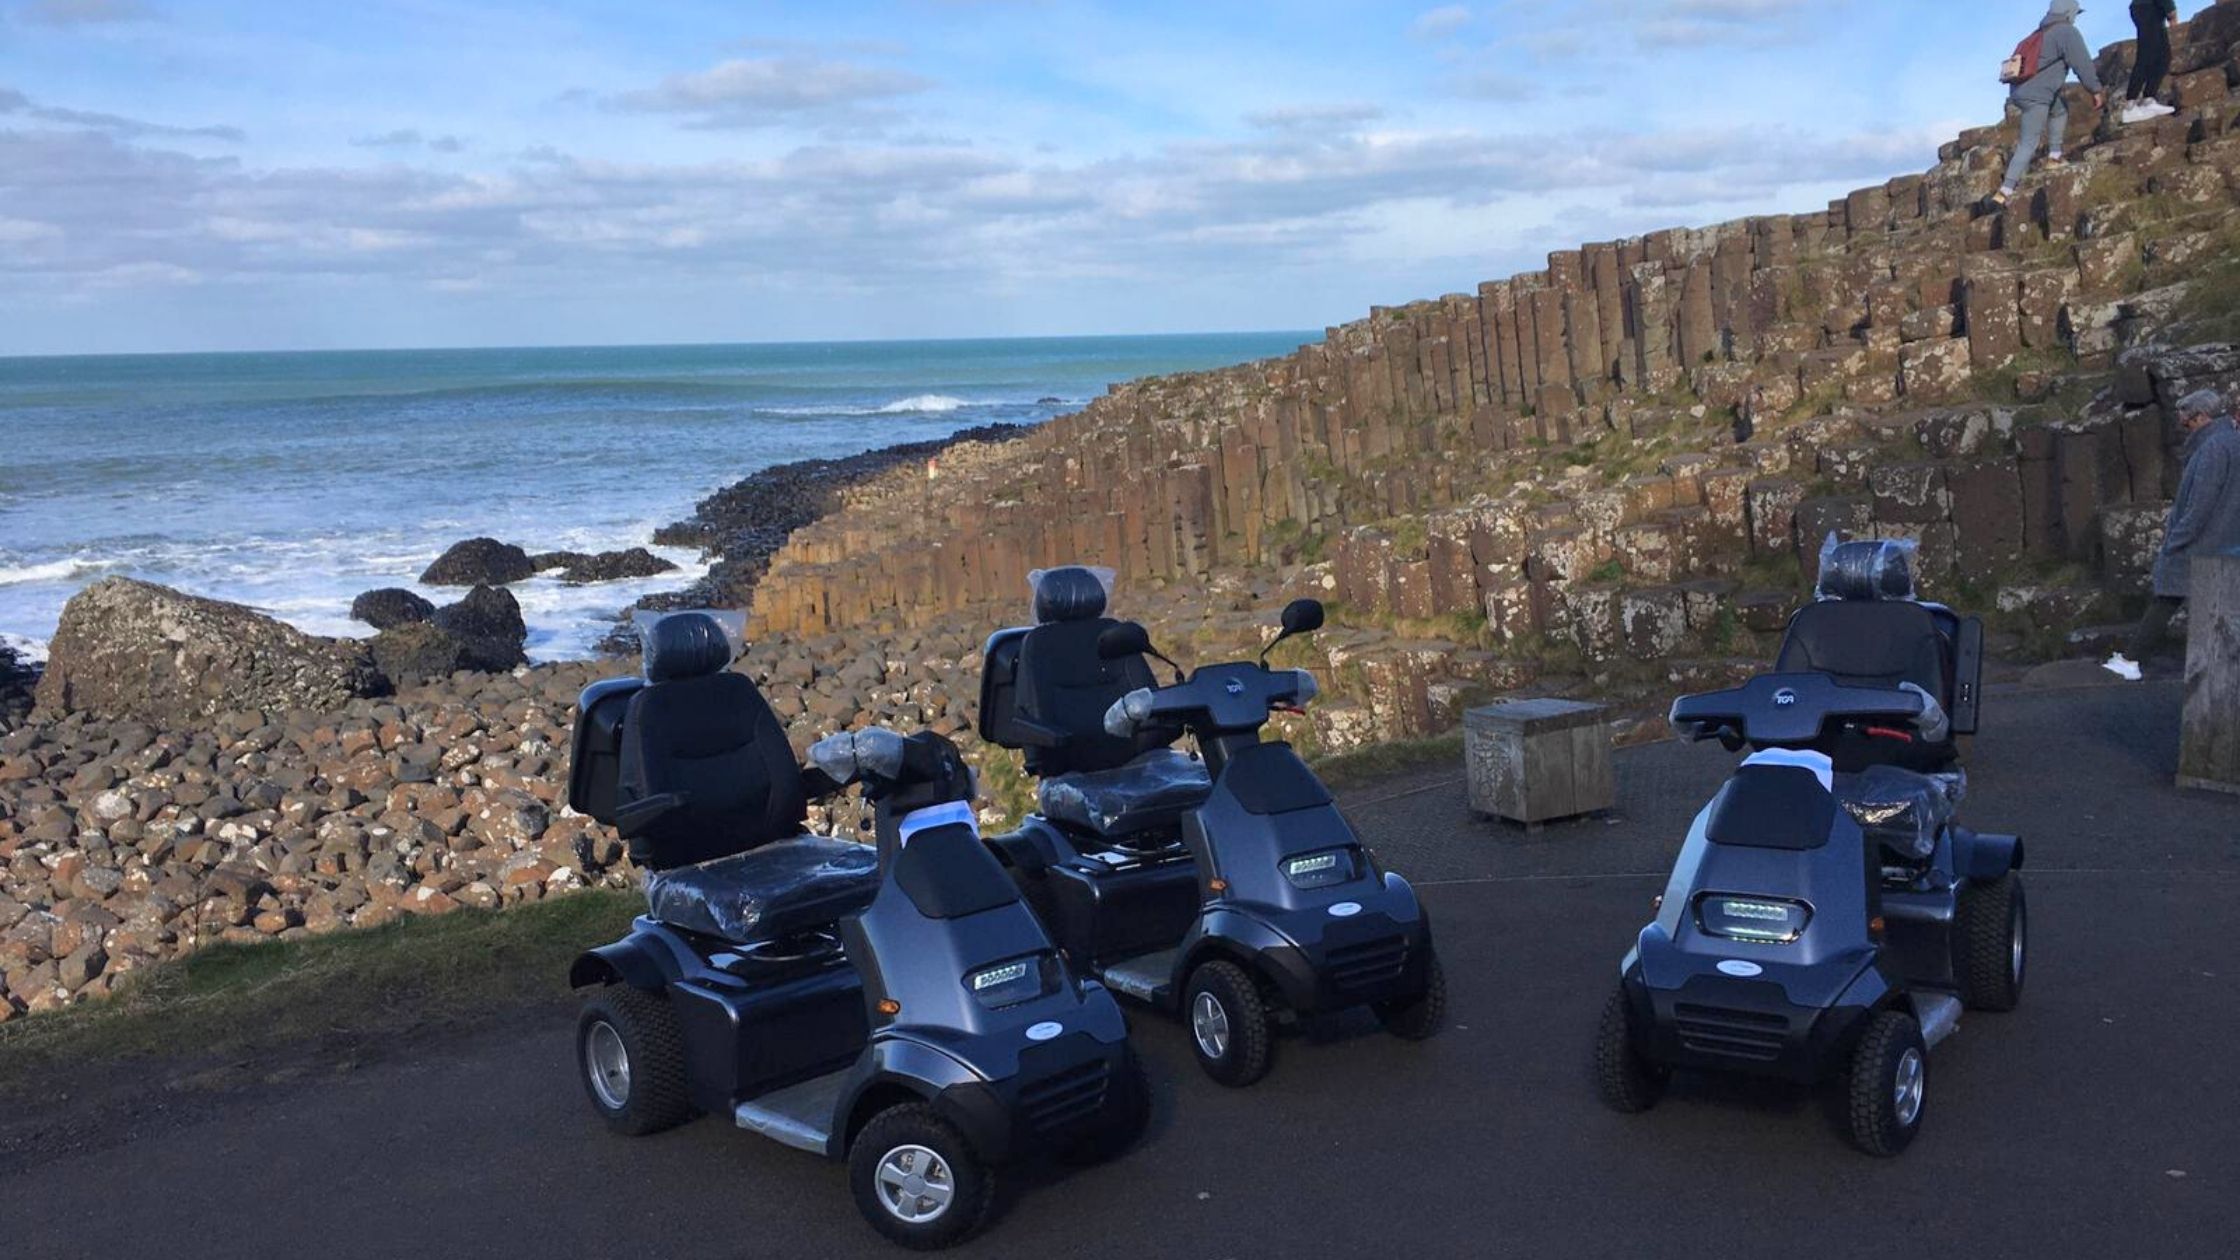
1845,1009,1928,1156
1592,983,1668,1113
1954,871,2026,1012
1184,960,1274,1087
848,1104,995,1250
577,987,696,1136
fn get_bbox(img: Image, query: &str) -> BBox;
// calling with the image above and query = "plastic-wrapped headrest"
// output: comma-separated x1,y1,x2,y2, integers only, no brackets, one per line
1815,535,1918,602
1031,565,1115,624
643,611,735,682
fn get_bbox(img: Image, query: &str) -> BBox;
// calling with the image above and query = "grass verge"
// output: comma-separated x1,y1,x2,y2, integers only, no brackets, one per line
0,888,639,1096
0,731,1475,1087
1309,731,1465,791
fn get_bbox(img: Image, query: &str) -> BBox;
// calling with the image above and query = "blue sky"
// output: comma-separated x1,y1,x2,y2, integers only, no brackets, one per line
1,1,2093,354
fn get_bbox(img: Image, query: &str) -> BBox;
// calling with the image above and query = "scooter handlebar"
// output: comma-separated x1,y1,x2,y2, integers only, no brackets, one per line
1669,672,1928,748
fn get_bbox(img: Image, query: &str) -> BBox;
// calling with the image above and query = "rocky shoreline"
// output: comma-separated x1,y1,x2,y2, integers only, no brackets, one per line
0,420,1042,1020
612,421,1027,644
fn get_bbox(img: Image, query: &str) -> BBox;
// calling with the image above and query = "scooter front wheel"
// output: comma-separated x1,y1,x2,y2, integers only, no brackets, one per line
1373,948,1448,1041
1845,1009,1928,1157
848,1104,996,1250
1591,983,1668,1113
1184,960,1274,1087
1058,1048,1152,1166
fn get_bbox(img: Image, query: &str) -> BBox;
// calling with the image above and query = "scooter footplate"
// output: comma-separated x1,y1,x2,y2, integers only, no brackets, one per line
734,1070,845,1153
1098,949,1178,1005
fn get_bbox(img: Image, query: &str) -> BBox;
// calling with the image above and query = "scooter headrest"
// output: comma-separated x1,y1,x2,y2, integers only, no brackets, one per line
643,612,735,682
1032,566,1111,624
1816,539,1916,603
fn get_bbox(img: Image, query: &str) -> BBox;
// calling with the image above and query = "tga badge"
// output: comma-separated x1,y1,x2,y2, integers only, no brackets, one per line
1716,959,1764,977
1327,902,1362,918
1025,1022,1064,1042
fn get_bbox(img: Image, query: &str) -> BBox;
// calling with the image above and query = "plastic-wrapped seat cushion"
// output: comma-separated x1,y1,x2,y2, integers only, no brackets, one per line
1038,749,1211,838
1815,536,1920,602
1835,765,1962,862
644,836,879,942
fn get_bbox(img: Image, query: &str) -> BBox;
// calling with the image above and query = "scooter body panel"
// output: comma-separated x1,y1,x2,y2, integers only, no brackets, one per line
1629,799,1897,1083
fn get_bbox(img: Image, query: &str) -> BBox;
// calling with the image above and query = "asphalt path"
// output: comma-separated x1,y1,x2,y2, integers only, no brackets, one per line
2,681,2234,1259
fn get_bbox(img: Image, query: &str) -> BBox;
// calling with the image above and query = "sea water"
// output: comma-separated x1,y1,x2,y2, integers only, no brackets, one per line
0,334,1307,662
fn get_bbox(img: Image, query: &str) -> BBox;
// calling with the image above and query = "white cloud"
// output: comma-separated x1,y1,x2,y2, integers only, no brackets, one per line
0,86,240,141
1410,5,1472,40
607,55,933,129
350,129,465,153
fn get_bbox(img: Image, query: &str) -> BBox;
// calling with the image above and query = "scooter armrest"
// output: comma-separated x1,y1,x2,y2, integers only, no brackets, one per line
1007,715,1069,749
612,792,685,837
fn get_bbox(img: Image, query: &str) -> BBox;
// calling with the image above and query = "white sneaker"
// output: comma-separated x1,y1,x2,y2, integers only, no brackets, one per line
2120,103,2149,124
2142,101,2178,119
2103,652,2144,681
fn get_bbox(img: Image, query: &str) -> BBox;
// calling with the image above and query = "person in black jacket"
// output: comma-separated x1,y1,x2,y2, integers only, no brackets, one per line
2122,0,2180,123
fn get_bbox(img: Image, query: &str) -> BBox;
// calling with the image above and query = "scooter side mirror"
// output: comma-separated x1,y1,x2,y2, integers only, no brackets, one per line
1097,621,1153,661
1261,598,1326,666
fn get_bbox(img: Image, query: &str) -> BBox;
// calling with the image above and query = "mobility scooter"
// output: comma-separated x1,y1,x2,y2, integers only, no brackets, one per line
566,612,1148,1249
975,567,1445,1087
1594,540,2026,1156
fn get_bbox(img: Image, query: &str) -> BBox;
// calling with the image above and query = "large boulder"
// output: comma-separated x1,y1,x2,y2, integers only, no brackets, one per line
368,622,471,688
33,578,384,726
432,585,528,672
349,587,436,630
530,547,679,585
419,538,534,587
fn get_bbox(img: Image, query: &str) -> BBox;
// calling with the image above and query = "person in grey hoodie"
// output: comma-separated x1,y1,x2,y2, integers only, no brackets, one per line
2116,389,2240,668
1997,0,2106,206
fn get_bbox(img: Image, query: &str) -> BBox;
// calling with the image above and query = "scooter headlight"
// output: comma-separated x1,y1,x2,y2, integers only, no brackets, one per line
1696,894,1812,944
1281,847,1361,890
965,954,1054,1009
1284,669,1320,706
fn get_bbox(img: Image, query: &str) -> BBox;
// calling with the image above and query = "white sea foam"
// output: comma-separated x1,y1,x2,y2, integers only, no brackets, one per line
0,632,47,664
0,558,108,587
876,394,969,414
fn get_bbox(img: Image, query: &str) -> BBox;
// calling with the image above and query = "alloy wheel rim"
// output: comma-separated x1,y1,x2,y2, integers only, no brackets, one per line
1893,1047,1925,1126
2012,904,2026,983
586,1021,631,1111
1192,991,1231,1060
874,1144,955,1224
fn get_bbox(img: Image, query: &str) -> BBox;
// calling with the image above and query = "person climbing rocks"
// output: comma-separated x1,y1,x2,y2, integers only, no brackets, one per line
2107,388,2240,676
1996,0,2106,209
2122,0,2180,124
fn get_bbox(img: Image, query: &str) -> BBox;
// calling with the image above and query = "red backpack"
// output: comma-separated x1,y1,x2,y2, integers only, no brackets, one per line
2000,29,2048,84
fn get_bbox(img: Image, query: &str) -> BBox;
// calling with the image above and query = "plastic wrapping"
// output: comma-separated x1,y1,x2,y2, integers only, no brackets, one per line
633,608,747,671
1038,748,1211,838
1028,565,1117,624
807,727,907,787
1815,535,1920,603
644,835,879,942
1835,765,1963,862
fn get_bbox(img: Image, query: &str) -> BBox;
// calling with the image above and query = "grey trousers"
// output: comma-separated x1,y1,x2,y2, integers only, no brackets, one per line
2129,595,2184,659
2003,95,2069,191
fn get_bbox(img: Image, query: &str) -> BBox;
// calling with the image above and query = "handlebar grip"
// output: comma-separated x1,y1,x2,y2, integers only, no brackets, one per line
1103,687,1157,738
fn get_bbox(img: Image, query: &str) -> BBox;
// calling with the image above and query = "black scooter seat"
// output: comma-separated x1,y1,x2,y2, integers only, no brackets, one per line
644,836,880,943
1037,749,1212,839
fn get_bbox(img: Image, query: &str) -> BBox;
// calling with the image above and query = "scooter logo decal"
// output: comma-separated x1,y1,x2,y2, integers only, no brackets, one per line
1328,902,1363,918
1716,959,1764,977
1225,678,1246,696
1773,688,1798,707
1025,1022,1064,1042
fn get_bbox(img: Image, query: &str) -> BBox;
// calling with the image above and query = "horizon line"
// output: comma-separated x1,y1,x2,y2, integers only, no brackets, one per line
0,327,1326,365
